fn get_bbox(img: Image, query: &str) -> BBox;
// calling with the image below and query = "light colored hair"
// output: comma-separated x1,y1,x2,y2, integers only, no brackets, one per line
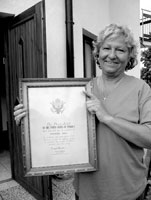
93,24,138,71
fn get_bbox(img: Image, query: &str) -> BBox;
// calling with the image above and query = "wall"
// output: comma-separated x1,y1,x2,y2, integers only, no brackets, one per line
140,0,151,11
45,0,111,78
73,0,110,77
45,0,67,78
45,0,141,78
109,0,140,77
0,0,40,15
73,0,140,78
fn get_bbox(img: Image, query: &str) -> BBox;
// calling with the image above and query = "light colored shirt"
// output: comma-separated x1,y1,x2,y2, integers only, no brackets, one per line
77,74,151,200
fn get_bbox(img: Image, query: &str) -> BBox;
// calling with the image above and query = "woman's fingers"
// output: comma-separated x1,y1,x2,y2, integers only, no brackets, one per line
14,108,26,117
14,103,24,111
13,104,26,126
14,109,26,120
83,91,96,100
83,91,100,114
14,111,26,126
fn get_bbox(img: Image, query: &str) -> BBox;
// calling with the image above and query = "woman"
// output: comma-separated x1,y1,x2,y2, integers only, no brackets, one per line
14,24,151,200
76,24,151,200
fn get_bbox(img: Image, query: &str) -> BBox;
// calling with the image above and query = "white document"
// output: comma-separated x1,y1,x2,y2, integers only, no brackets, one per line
28,86,89,167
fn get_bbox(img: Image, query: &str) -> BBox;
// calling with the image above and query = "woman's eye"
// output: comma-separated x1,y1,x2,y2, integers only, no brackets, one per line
117,49,125,52
103,47,110,50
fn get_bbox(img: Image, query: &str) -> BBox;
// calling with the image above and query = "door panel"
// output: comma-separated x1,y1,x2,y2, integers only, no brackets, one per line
6,2,52,200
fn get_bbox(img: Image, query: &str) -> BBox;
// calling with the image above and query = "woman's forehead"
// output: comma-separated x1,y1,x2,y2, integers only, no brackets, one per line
103,35,127,46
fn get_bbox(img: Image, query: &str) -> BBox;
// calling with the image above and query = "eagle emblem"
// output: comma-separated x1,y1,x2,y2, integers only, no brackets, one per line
50,98,65,114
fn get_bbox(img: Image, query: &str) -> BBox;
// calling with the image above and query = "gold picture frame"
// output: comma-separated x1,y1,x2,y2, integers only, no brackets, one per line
19,78,97,177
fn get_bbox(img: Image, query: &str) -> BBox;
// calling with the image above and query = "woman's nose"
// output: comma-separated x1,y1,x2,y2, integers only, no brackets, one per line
108,49,116,59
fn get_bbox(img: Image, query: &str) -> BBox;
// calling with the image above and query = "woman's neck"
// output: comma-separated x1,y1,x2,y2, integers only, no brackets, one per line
102,72,126,84
100,72,126,101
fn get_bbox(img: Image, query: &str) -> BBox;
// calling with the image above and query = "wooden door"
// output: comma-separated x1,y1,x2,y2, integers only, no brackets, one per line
5,2,52,200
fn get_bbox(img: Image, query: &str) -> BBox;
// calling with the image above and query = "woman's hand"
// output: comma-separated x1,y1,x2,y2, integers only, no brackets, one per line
14,104,26,126
83,91,113,123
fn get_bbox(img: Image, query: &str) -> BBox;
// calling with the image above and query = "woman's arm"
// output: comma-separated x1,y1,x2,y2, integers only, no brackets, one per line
103,116,151,149
84,91,151,149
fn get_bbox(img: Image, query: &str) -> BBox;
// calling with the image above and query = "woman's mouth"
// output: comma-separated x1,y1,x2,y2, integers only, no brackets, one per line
105,60,118,65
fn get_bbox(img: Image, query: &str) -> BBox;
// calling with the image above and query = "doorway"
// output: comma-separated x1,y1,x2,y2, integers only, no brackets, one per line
0,15,13,183
0,4,52,199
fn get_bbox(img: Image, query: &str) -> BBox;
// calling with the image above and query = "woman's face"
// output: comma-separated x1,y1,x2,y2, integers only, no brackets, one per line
98,36,130,77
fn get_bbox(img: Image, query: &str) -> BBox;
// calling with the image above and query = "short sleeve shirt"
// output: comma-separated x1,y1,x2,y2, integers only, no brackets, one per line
77,75,151,200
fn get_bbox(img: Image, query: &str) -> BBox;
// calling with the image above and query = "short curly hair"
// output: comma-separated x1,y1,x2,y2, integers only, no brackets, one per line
93,24,138,71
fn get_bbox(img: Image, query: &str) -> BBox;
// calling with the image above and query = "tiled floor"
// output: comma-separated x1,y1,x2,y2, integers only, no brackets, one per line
0,150,76,200
0,151,37,199
0,180,37,200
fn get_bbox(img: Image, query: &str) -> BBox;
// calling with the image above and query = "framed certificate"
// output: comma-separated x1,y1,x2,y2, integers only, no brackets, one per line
19,78,97,177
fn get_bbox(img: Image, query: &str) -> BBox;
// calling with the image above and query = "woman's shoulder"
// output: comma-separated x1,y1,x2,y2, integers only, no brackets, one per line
125,74,150,88
125,75,151,101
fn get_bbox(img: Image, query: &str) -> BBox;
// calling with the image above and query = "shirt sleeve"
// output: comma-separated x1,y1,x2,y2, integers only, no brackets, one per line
139,82,151,128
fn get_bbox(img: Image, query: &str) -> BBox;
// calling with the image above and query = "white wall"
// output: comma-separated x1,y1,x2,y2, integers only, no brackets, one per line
45,0,111,78
140,0,151,11
0,0,40,15
73,0,110,77
45,0,67,78
109,0,140,78
73,0,140,78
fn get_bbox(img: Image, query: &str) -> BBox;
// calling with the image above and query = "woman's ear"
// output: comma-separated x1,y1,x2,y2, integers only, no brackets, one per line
95,54,102,69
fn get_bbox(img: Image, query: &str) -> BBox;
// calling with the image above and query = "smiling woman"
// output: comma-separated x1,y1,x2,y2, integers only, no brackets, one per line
98,36,130,77
93,24,138,72
75,23,151,200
